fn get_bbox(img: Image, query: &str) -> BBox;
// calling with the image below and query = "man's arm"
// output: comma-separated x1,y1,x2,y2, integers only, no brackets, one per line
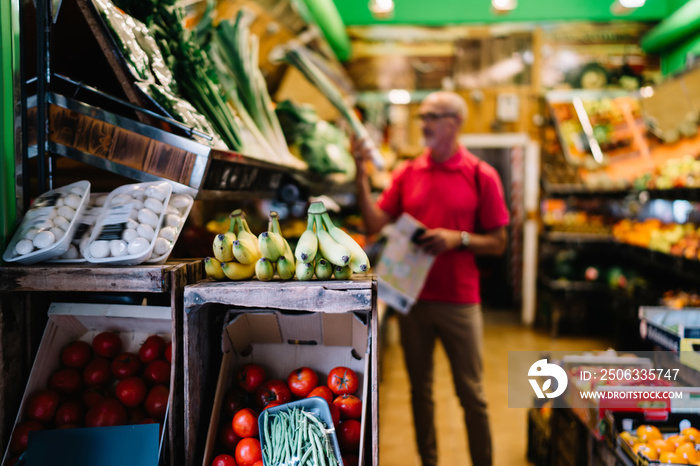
352,136,393,235
416,227,507,256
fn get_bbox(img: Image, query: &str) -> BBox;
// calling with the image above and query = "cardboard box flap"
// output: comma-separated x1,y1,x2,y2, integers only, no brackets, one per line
278,312,323,344
224,312,281,354
322,313,368,356
49,302,171,320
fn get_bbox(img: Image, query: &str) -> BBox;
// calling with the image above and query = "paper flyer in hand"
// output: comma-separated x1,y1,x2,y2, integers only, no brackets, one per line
375,213,435,314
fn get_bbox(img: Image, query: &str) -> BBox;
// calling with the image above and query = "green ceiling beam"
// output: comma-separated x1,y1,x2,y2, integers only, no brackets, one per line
641,0,700,53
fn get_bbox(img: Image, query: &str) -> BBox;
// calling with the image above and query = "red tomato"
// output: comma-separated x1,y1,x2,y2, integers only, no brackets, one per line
92,331,123,358
48,367,83,395
26,389,60,423
143,359,171,385
337,419,361,454
262,401,282,411
287,367,318,398
81,387,107,409
10,420,44,453
254,380,291,410
252,462,263,466
144,384,169,421
235,438,262,466
115,377,148,408
333,394,362,420
111,352,142,379
61,340,92,368
211,454,237,466
165,342,172,363
83,357,112,387
237,364,266,394
223,388,248,418
218,422,242,453
139,335,166,364
232,408,259,438
307,386,334,405
327,367,359,396
85,399,127,427
128,406,148,423
342,454,359,466
54,400,84,426
329,403,340,427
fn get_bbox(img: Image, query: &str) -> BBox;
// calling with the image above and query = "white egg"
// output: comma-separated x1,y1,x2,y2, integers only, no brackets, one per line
153,237,172,255
111,194,134,205
128,208,140,221
131,189,147,201
48,208,57,219
137,223,155,241
165,214,181,228
138,208,159,228
64,194,82,209
170,195,191,209
24,228,40,241
60,244,80,259
89,240,110,258
15,239,34,255
131,199,144,211
127,237,150,256
69,186,85,196
145,185,167,201
79,235,90,255
158,226,177,241
126,219,140,230
94,194,109,207
53,216,71,231
165,205,179,216
33,230,56,249
50,227,65,239
54,197,65,208
36,219,54,230
57,205,76,221
122,228,139,243
109,240,129,257
144,198,164,214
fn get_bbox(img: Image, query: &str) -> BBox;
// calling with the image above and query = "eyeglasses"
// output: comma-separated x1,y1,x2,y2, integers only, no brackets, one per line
417,112,458,122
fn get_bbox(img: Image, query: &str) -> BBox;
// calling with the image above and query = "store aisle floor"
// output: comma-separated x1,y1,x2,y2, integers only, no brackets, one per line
378,309,614,466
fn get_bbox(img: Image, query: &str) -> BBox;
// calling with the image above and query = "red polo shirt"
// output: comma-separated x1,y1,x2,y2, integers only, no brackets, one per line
377,146,510,304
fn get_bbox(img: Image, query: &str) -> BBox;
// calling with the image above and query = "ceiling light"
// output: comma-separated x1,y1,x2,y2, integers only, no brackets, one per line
492,0,517,13
610,0,645,15
388,89,411,104
369,0,394,19
619,0,645,7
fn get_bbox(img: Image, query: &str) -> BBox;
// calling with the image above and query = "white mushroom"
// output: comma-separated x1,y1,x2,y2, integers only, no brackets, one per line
24,228,40,241
109,240,129,257
94,194,109,207
153,237,172,255
131,189,147,201
144,198,164,214
33,230,56,249
36,219,54,230
122,228,139,243
15,239,34,256
111,194,134,206
54,197,65,208
165,205,180,216
48,208,57,219
53,216,71,231
57,205,76,221
50,227,65,240
158,226,177,241
131,199,144,211
136,223,155,241
64,194,82,209
60,244,80,259
165,214,181,228
89,240,110,258
138,208,159,228
128,208,140,221
170,195,191,209
145,185,167,201
127,237,151,256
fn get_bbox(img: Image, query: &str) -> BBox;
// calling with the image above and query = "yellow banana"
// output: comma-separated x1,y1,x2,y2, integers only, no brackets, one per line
295,215,318,264
276,256,295,280
233,211,262,255
333,265,353,280
232,238,261,264
221,261,256,280
255,257,274,281
320,212,370,273
258,232,283,261
212,232,236,262
268,211,288,252
314,215,350,267
296,261,314,281
314,257,333,280
204,257,226,280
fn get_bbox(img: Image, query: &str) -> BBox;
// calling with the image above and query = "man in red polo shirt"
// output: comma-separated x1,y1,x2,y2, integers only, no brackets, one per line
352,91,509,466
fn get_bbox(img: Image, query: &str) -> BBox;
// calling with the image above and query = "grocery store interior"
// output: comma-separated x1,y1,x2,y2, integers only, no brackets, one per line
2,0,700,465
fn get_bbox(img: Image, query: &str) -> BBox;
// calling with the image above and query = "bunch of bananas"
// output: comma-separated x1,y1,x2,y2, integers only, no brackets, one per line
204,209,261,280
255,211,297,281
294,201,370,281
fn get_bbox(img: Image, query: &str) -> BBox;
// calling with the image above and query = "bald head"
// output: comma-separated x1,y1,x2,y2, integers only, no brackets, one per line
423,91,468,124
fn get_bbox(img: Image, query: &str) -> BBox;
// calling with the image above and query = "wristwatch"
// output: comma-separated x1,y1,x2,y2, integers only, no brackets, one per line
460,231,471,249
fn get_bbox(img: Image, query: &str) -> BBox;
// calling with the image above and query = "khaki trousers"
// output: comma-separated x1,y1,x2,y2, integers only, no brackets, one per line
398,300,492,466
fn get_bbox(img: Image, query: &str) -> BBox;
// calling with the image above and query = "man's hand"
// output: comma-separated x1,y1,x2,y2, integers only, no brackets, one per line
350,135,373,183
416,228,461,255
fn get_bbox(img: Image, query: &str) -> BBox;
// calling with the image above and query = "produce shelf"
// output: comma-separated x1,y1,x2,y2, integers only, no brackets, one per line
542,231,614,244
538,274,617,293
543,181,700,202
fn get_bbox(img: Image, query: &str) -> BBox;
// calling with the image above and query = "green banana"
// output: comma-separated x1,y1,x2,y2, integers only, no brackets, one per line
255,257,274,281
276,256,295,280
314,257,333,280
258,232,283,261
268,211,288,253
204,257,225,280
320,212,370,273
232,238,261,264
296,261,314,281
295,215,318,264
314,215,350,267
221,261,256,280
333,265,353,280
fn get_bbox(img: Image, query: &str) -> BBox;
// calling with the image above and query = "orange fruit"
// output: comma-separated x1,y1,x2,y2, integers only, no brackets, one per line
638,425,663,443
683,427,700,443
676,443,698,463
650,439,675,455
620,431,637,446
635,443,659,460
669,435,692,449
659,452,688,464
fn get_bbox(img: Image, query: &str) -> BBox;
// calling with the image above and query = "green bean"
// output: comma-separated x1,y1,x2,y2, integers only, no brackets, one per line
299,446,313,465
312,432,327,466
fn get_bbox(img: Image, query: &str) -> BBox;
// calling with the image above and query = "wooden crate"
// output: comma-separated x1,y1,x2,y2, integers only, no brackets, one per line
182,276,378,466
0,260,203,466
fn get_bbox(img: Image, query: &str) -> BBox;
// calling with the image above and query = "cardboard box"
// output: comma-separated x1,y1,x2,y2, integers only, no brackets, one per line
201,309,371,466
2,302,172,466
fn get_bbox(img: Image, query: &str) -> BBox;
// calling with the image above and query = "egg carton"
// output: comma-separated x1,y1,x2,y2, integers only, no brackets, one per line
47,193,110,263
3,180,91,265
84,181,173,266
145,193,194,265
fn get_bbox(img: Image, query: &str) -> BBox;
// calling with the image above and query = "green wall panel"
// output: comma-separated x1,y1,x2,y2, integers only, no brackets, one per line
661,33,700,74
641,0,700,53
1,0,18,257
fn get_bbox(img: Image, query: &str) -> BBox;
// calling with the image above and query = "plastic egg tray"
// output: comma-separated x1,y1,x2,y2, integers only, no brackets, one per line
146,193,194,264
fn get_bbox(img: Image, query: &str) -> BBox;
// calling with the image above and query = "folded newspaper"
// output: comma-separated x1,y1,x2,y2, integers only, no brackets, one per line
375,213,435,314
